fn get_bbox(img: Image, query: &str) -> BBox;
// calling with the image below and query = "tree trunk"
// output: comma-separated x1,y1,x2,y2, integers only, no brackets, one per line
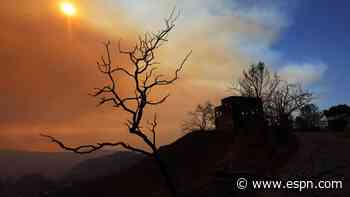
153,153,177,197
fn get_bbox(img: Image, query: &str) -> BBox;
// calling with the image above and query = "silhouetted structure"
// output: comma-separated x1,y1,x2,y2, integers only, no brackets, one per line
215,96,263,130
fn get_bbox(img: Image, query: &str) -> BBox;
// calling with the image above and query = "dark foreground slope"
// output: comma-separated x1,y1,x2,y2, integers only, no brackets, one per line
53,128,297,197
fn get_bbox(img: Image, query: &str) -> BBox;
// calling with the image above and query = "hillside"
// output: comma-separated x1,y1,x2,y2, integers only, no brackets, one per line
265,131,350,197
54,128,297,197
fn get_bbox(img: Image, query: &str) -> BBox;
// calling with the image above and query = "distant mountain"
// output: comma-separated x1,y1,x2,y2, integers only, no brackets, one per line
0,150,143,197
65,151,143,182
0,149,111,179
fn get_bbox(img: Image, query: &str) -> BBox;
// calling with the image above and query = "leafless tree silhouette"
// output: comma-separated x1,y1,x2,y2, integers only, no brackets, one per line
231,62,312,127
266,82,312,127
231,62,280,103
41,9,191,197
182,101,215,132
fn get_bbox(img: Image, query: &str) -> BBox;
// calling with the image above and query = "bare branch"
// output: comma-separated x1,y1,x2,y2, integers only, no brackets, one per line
111,67,135,78
146,50,192,89
40,134,152,156
147,114,158,146
147,94,170,105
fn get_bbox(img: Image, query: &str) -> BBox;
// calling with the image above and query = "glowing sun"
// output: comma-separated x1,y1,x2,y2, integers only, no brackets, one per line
60,2,76,16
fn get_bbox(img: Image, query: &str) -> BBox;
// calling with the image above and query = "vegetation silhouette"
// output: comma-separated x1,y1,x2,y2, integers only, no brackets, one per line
324,104,350,131
231,62,312,129
182,101,216,132
1,8,344,197
42,9,192,197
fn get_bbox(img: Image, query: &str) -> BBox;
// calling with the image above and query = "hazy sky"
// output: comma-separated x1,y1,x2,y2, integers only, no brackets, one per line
1,0,349,151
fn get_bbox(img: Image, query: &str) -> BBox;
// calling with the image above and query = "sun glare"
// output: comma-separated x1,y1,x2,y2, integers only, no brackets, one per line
60,2,76,16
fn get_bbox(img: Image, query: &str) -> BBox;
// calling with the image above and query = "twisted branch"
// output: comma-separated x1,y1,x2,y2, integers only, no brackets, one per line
40,134,151,156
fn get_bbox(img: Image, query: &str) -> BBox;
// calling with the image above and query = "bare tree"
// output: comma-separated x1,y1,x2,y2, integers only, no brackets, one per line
41,10,191,197
182,101,215,132
266,82,313,127
231,62,280,103
231,62,312,128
